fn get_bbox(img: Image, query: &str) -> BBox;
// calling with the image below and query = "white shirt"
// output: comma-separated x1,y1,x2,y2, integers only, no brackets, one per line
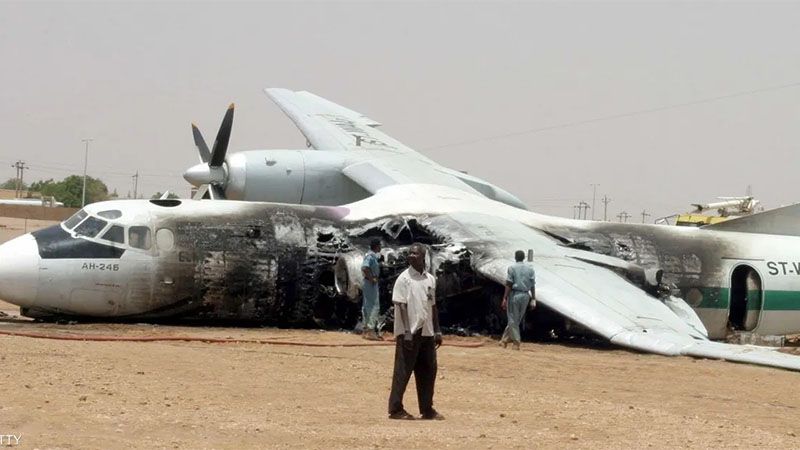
392,266,437,337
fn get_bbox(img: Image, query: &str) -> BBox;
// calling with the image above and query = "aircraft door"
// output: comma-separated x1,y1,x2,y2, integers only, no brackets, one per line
152,227,196,312
728,265,763,331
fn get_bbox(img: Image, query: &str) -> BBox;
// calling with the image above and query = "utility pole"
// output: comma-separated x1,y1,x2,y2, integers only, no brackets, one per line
579,201,590,220
10,160,29,198
641,210,650,224
617,211,631,223
19,161,27,198
573,204,579,219
590,184,599,220
132,171,139,199
602,195,611,221
81,138,93,207
10,162,19,198
575,202,588,220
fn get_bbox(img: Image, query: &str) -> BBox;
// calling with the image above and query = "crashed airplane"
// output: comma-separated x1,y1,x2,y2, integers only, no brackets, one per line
1,88,800,371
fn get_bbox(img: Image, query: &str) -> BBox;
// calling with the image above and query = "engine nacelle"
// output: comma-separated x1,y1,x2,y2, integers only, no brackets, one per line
224,150,371,205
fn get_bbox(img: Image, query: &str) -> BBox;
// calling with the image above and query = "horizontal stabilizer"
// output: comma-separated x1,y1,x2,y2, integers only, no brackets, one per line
703,203,800,236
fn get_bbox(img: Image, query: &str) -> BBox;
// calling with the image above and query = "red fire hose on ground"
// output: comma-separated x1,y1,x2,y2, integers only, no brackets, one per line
0,328,485,348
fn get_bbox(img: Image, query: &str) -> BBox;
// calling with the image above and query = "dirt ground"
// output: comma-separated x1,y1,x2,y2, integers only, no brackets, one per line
0,301,798,450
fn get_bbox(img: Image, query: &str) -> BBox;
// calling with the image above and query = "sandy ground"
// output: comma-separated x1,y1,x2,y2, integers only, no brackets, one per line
0,301,798,450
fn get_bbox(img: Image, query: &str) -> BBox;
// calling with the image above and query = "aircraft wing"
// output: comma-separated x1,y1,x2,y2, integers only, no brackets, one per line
266,88,525,201
423,212,800,371
265,88,422,156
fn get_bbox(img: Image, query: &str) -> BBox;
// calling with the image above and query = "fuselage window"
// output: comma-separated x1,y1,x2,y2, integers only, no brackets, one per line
102,225,125,244
98,210,122,220
155,228,175,251
129,226,152,250
64,210,88,229
74,216,108,238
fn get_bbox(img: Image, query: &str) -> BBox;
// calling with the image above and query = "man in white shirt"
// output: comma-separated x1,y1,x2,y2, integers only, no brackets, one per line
387,243,444,420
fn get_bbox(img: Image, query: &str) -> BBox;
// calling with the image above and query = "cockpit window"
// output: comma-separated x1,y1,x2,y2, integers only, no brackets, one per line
98,210,122,220
74,216,108,238
64,210,88,229
129,226,152,250
102,225,125,244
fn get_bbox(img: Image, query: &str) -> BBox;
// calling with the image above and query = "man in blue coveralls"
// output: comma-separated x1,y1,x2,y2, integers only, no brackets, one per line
361,238,382,340
500,250,536,350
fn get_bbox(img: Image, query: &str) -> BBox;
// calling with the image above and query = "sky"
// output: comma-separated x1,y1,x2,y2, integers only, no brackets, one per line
1,1,799,221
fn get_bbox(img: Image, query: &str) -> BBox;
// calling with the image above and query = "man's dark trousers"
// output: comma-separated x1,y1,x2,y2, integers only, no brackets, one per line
388,332,437,415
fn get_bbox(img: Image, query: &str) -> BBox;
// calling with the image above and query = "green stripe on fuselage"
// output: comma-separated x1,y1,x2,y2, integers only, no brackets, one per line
694,287,728,309
690,287,800,311
763,290,800,311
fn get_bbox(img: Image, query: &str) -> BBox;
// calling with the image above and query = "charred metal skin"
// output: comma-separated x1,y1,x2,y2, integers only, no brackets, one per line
23,201,355,325
532,218,800,339
12,200,500,333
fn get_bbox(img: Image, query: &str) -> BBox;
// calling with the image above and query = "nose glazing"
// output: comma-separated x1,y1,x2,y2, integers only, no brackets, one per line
0,234,39,308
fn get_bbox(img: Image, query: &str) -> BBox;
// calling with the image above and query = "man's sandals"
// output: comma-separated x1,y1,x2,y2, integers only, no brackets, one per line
389,409,445,420
388,410,415,420
421,409,445,420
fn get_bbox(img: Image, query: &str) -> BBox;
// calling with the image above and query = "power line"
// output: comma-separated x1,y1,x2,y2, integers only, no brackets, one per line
22,164,177,179
0,157,179,178
423,80,800,151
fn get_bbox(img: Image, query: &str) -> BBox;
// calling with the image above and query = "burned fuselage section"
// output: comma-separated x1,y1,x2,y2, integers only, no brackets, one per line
537,220,744,337
18,197,776,340
161,211,497,331
22,200,502,332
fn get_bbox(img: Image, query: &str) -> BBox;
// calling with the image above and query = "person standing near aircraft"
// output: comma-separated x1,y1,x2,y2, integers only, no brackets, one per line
500,250,536,350
388,243,444,420
361,238,382,340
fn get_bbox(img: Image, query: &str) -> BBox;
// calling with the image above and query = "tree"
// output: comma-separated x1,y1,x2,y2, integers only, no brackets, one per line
0,178,26,191
29,175,110,208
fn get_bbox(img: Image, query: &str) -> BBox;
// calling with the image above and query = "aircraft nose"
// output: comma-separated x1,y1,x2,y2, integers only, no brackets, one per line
0,234,39,308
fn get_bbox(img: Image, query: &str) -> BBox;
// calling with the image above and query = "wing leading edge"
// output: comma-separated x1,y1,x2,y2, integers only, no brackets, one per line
265,88,418,155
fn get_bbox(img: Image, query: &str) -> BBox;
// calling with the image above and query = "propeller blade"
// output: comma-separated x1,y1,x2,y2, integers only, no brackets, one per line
192,185,209,200
209,103,234,167
191,124,211,163
209,184,226,200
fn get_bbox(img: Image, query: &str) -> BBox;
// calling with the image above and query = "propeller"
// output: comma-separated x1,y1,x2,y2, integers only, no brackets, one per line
184,103,234,199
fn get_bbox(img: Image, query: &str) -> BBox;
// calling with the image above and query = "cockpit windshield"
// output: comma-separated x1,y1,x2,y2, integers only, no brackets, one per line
63,209,88,229
102,225,125,244
74,216,108,238
62,208,151,249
